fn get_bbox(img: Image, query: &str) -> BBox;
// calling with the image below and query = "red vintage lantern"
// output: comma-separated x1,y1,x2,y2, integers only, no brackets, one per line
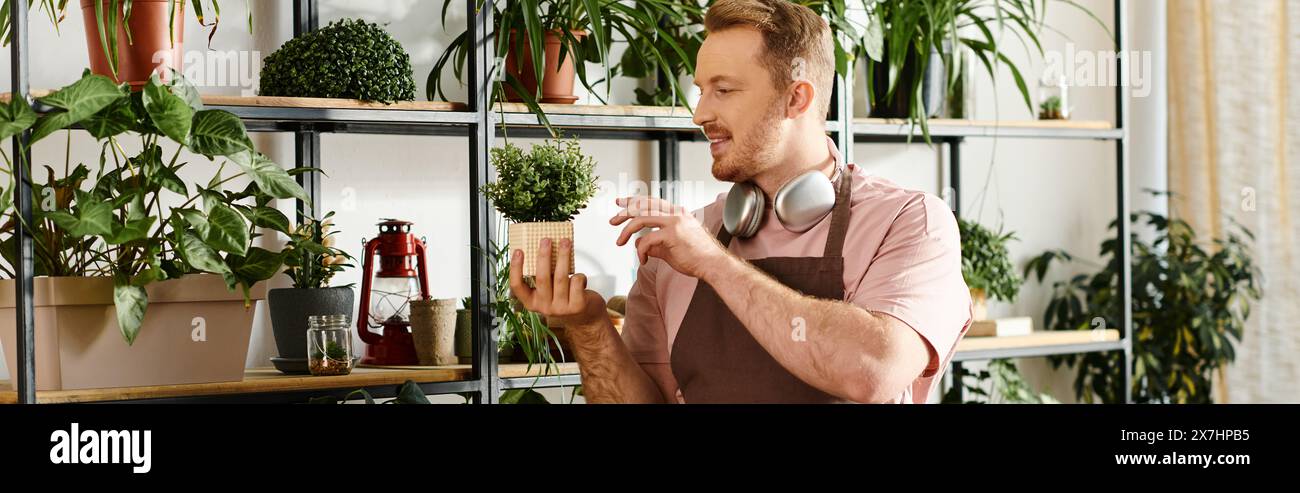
356,219,430,366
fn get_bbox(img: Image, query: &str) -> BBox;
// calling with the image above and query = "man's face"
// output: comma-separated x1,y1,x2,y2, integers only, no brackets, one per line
692,28,788,183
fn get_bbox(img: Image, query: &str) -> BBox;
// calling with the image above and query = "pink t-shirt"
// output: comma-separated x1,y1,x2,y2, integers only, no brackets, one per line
620,142,972,404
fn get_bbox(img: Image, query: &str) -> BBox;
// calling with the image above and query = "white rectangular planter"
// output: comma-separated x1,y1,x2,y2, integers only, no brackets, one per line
0,274,264,391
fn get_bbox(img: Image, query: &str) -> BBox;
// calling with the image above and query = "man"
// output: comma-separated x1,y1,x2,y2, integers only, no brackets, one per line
508,0,972,403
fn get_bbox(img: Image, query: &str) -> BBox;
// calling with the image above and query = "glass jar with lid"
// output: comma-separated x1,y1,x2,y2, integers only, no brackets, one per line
308,314,354,376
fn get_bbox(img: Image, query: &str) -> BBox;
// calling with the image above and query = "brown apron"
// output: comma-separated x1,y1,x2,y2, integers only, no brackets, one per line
670,169,854,404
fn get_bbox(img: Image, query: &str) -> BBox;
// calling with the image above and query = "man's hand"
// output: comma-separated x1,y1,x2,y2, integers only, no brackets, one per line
509,238,608,334
610,196,730,279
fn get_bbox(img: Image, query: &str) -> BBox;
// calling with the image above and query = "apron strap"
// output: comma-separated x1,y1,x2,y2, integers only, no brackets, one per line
822,167,853,259
715,212,735,246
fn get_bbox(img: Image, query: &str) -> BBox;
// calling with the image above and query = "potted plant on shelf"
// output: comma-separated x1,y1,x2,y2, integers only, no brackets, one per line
862,0,1109,140
0,69,306,390
957,217,1021,321
259,18,416,104
623,0,877,110
482,138,598,278
267,211,356,374
429,0,702,134
1038,95,1065,120
1,0,247,88
1024,200,1262,404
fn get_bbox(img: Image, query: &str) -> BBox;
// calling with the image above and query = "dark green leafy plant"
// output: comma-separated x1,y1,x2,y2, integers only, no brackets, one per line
863,0,1110,141
259,18,415,103
958,217,1020,303
283,210,353,289
1025,201,1261,403
482,138,599,223
307,380,432,404
622,0,874,107
0,69,306,345
500,388,550,404
942,359,1059,404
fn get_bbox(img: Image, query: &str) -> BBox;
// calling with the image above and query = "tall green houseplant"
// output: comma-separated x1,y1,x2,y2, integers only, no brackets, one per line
430,0,704,133
1025,205,1262,404
863,0,1110,140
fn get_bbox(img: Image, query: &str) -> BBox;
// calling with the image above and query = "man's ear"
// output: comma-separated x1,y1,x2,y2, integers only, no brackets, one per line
784,80,816,119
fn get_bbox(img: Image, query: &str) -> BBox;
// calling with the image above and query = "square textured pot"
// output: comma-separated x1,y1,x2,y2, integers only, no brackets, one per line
509,221,575,277
0,274,264,391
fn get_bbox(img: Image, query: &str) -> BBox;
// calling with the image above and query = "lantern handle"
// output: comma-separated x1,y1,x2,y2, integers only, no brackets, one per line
413,236,432,301
356,237,384,345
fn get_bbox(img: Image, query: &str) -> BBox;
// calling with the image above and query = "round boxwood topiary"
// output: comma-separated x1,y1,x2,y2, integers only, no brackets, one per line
259,18,415,103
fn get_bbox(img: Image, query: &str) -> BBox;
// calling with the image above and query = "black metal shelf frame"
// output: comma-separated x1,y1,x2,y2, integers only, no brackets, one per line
5,0,1132,404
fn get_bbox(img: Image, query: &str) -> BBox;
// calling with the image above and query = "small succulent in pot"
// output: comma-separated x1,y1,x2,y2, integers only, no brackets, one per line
267,211,357,370
482,138,599,277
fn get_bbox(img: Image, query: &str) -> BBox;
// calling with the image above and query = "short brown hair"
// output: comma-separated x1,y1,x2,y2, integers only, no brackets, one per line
704,0,835,118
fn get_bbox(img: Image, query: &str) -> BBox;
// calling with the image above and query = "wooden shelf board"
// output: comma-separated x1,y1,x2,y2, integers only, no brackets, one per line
854,117,1114,130
0,362,579,404
493,102,693,118
956,329,1121,352
3,91,466,112
202,94,466,112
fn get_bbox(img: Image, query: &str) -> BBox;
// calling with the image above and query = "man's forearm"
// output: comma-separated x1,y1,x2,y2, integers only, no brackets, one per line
562,318,666,404
698,255,907,402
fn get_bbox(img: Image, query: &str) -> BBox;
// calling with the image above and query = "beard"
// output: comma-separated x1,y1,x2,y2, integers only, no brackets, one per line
707,99,785,183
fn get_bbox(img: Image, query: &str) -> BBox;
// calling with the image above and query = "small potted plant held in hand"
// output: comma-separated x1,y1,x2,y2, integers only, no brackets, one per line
268,212,356,374
483,139,599,277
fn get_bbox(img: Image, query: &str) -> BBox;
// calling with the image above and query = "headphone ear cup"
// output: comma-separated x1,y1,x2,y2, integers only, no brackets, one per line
723,181,765,238
773,170,837,233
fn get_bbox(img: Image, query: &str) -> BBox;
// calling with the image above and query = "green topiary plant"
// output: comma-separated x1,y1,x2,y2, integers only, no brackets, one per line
958,218,1021,303
259,18,415,103
482,139,599,223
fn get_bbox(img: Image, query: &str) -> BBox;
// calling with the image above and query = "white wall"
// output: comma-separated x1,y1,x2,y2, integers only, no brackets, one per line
1,0,1167,405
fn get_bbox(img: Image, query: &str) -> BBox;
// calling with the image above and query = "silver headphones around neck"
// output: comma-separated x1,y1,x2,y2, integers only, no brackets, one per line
723,165,841,238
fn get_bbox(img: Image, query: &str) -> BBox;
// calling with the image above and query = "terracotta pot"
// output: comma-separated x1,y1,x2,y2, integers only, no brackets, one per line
970,288,988,322
0,274,263,391
508,221,575,277
502,30,585,104
80,0,185,90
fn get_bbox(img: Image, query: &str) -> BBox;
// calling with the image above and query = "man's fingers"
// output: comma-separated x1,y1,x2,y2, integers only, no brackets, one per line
616,216,674,246
508,249,534,308
534,238,553,304
567,273,588,313
611,196,683,225
552,239,572,307
635,230,668,265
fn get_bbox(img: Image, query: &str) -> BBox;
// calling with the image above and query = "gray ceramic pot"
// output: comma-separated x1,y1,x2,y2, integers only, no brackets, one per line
268,287,355,361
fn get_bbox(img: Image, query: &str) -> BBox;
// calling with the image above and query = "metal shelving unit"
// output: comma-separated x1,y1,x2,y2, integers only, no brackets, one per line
4,0,1131,404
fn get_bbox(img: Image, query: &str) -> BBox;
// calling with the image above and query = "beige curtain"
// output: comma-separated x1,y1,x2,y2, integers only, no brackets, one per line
1168,0,1300,403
